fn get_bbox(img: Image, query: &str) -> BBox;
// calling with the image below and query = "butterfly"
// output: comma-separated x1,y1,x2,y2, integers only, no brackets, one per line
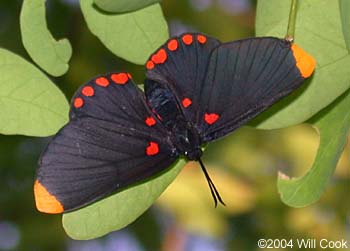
34,33,315,213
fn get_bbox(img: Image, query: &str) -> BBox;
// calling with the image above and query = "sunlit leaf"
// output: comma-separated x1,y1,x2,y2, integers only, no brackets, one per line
254,0,350,129
94,0,161,13
277,90,350,207
339,0,350,53
80,0,168,65
62,159,185,240
0,48,69,136
20,0,72,77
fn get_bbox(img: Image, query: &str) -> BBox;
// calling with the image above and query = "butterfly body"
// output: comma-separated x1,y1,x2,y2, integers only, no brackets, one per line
145,79,203,160
34,33,315,213
170,120,202,161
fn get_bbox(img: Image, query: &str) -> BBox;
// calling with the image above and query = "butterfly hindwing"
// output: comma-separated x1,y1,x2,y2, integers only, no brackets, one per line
35,73,178,213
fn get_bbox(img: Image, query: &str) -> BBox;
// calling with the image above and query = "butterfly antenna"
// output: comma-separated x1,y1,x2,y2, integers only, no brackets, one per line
198,158,226,207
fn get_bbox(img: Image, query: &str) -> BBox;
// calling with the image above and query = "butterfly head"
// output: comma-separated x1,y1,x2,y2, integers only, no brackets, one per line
185,147,203,161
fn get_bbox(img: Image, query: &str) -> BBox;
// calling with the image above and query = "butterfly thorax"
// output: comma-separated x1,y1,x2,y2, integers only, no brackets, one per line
145,79,202,160
170,120,202,161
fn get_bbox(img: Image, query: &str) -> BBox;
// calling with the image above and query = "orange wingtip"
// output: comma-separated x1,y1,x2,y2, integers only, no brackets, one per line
34,180,64,214
291,43,316,78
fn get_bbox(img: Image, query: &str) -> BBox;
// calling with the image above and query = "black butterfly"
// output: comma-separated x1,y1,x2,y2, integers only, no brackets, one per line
34,33,315,213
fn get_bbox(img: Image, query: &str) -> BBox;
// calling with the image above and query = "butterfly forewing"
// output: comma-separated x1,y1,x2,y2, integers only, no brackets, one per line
197,37,306,141
145,33,221,124
144,35,308,143
35,73,178,213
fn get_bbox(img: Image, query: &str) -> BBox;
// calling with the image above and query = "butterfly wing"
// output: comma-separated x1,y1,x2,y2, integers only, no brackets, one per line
145,33,221,123
197,37,315,142
35,73,178,213
145,34,314,143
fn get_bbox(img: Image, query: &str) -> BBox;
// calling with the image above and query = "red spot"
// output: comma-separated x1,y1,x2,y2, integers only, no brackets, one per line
82,86,94,97
145,117,156,127
73,97,84,108
204,113,219,125
146,142,159,156
146,60,155,70
95,77,109,87
182,34,193,45
182,98,192,108
197,35,207,44
167,39,178,51
151,49,167,64
111,73,129,85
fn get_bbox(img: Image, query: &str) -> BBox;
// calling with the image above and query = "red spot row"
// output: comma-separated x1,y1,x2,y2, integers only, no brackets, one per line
73,73,132,108
146,34,207,70
146,141,159,156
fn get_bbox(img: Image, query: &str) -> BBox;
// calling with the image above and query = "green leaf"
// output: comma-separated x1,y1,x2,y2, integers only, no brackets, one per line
80,0,168,65
254,0,350,129
0,48,69,136
277,90,350,207
339,0,350,53
62,159,185,240
20,0,72,77
94,0,161,13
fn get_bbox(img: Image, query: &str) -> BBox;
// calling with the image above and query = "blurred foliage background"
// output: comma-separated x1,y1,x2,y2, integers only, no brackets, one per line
0,0,349,250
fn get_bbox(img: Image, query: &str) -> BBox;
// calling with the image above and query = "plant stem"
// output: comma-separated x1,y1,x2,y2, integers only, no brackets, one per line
285,0,298,42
